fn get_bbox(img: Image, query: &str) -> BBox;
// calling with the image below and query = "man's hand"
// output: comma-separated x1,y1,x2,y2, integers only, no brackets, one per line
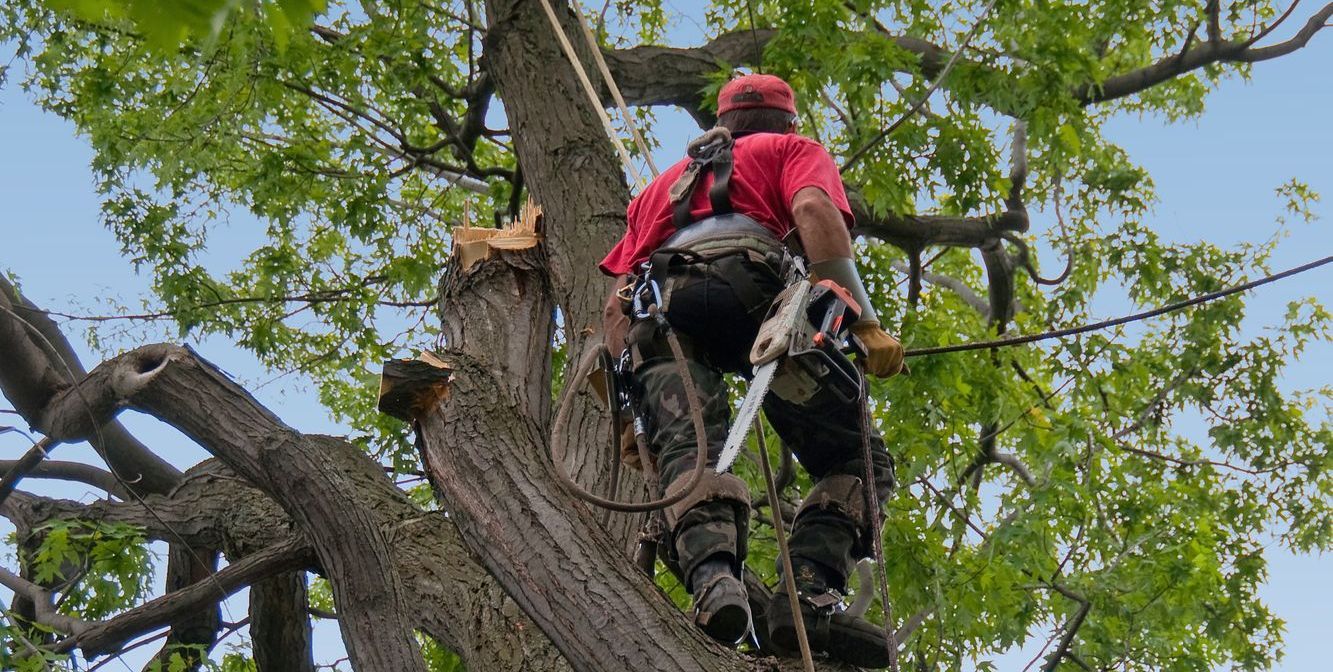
850,321,905,378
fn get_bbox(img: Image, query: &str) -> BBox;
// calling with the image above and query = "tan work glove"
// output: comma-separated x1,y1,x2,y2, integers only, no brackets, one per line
618,420,641,469
849,321,905,378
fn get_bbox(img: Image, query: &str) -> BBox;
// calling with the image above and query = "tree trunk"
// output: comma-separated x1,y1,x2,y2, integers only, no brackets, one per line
250,571,315,672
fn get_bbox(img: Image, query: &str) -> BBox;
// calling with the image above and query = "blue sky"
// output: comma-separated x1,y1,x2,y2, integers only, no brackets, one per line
2,6,1331,671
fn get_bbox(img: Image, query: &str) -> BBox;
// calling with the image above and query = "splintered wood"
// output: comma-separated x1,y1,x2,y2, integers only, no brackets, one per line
453,199,542,271
378,351,453,421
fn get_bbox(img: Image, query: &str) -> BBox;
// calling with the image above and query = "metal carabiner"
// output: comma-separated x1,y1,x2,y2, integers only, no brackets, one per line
631,277,663,320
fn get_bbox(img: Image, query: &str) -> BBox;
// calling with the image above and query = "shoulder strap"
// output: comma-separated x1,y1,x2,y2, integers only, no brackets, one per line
670,129,737,229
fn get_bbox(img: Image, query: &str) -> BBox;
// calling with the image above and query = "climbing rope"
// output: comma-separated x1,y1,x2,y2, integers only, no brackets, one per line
551,314,712,513
536,0,658,187
904,254,1333,358
755,418,816,671
859,373,900,672
570,2,660,178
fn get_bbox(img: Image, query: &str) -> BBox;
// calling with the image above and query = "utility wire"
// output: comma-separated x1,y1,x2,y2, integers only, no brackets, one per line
905,254,1333,357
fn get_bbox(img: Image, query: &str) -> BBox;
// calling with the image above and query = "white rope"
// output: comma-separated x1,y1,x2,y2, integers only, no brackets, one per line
536,0,647,188
571,2,660,178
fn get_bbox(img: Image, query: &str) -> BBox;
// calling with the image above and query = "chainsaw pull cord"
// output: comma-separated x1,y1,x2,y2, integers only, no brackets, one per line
858,371,900,671
551,307,713,513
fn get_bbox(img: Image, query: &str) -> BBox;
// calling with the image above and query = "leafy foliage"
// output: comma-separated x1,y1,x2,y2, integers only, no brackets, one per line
29,519,154,619
1,0,1329,669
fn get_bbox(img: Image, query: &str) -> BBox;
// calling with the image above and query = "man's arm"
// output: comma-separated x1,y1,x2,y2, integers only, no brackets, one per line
791,186,854,263
790,186,904,378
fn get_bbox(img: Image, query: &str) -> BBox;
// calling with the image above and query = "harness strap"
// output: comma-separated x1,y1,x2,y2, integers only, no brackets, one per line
671,128,739,229
708,146,735,217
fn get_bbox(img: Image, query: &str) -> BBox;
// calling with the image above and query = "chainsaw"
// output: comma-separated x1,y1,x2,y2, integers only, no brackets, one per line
715,275,866,473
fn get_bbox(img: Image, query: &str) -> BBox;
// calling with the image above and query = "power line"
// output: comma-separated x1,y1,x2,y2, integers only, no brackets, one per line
905,254,1332,357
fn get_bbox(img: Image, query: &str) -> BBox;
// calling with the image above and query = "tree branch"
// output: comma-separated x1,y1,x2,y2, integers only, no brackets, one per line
0,277,181,495
1081,3,1333,104
890,260,993,317
250,570,316,672
0,457,128,499
0,564,90,636
63,539,316,658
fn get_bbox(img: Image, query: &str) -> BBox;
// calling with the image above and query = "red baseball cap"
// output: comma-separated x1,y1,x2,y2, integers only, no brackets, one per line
717,74,797,116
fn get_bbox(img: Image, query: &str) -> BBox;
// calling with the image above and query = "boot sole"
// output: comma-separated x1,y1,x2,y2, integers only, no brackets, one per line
768,597,892,668
700,601,751,644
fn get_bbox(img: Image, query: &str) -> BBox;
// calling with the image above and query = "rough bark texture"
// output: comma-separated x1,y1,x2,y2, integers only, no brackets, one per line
250,571,316,672
0,276,181,494
7,1,1324,669
1,342,550,669
482,0,650,553
419,244,754,671
148,546,221,671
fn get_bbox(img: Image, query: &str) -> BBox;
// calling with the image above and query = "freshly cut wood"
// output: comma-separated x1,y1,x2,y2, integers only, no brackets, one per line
453,200,542,271
378,353,453,421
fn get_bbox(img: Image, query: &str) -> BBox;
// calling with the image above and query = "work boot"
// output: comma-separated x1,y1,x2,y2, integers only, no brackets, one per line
768,560,892,668
689,555,751,645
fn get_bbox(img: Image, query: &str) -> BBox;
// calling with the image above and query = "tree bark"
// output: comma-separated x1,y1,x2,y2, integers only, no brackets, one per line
482,0,650,553
250,571,316,672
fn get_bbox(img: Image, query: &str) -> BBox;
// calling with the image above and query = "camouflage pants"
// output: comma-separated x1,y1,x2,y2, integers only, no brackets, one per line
629,256,895,590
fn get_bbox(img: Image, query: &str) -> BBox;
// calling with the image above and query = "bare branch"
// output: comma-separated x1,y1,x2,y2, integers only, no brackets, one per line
0,458,128,499
0,437,58,507
993,451,1038,487
1041,585,1091,672
0,565,90,636
1239,2,1332,60
1244,0,1305,47
1207,0,1222,42
1007,121,1029,211
0,278,181,495
891,260,992,317
1082,3,1333,104
62,539,315,657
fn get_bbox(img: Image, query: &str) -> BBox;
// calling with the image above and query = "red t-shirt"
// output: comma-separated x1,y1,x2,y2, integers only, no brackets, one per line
599,132,854,276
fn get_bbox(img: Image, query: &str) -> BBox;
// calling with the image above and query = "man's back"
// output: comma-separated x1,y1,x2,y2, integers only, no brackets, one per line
599,132,854,277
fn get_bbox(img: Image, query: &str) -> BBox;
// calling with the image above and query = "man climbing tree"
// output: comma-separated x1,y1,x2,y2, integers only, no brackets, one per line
600,73,904,666
1,1,1332,671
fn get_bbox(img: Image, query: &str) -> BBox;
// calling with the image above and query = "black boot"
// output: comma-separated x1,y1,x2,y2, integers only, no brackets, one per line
689,555,751,645
768,560,892,668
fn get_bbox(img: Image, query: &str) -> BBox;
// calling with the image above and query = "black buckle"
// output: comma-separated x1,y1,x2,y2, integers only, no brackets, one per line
802,590,843,613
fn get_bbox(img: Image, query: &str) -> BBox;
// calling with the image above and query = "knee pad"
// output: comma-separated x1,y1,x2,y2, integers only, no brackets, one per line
663,470,751,576
795,474,873,558
663,470,751,530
